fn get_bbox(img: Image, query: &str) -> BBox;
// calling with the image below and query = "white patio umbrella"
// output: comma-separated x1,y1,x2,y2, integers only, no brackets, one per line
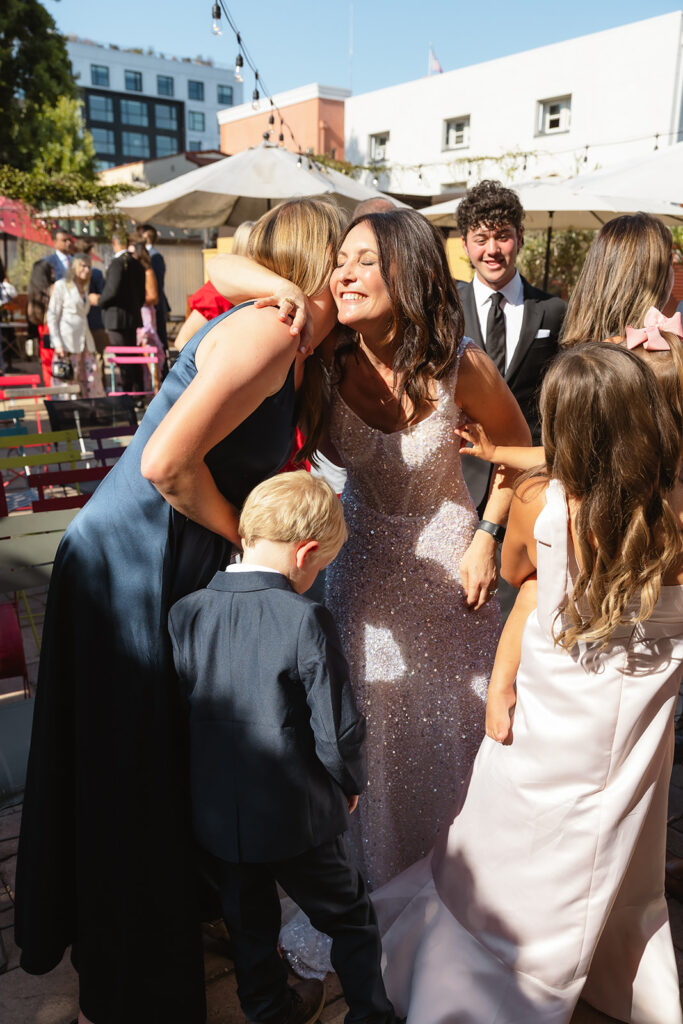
422,181,683,230
116,143,401,228
422,181,683,288
566,143,683,204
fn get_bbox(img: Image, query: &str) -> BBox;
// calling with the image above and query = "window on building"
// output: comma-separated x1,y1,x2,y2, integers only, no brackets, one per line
156,135,177,157
121,99,148,127
94,159,117,171
537,95,571,134
188,80,204,101
443,116,470,149
217,84,233,105
188,110,205,132
122,131,150,159
155,104,178,131
88,94,114,122
125,70,143,92
369,132,389,162
157,75,174,97
90,64,109,87
90,128,116,154
188,141,202,151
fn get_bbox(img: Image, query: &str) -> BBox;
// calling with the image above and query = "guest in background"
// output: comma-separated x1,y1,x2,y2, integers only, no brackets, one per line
173,221,254,352
74,239,108,388
0,257,18,372
132,239,166,388
45,228,74,283
141,223,170,350
46,253,104,397
27,257,56,384
99,229,146,394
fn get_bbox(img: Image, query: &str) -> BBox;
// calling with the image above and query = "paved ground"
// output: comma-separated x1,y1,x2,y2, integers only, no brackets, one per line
3,766,683,1023
1,366,683,1022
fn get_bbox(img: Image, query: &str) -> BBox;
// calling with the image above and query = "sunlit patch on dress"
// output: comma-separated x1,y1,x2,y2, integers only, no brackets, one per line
364,624,407,682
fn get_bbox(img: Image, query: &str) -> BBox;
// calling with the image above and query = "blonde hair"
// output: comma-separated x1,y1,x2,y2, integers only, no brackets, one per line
562,214,672,347
66,252,91,284
248,199,348,465
539,343,681,651
232,220,254,257
239,471,347,554
248,199,346,297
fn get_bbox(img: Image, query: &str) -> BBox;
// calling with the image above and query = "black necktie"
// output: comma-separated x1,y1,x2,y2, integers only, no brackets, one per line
486,292,506,374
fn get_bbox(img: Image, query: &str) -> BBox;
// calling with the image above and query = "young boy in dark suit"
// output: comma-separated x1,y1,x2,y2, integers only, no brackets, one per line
169,472,399,1024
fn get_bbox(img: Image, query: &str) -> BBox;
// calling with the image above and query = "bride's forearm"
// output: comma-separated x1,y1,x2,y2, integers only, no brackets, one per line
207,254,288,302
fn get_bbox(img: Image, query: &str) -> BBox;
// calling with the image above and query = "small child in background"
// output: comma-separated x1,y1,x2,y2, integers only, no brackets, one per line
169,471,399,1024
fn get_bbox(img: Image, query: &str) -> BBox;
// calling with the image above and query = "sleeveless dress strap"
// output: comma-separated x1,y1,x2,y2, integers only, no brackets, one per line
534,479,571,639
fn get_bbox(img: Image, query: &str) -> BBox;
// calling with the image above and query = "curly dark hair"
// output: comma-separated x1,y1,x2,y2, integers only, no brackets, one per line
456,179,524,237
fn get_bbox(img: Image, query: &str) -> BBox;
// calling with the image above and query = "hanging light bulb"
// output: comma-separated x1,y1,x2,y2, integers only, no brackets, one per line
252,87,260,110
268,113,275,126
234,52,244,82
211,2,222,35
278,132,284,146
297,155,303,168
372,176,378,187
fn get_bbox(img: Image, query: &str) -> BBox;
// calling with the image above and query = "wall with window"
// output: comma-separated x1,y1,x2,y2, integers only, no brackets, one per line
218,83,349,158
344,12,683,197
68,37,242,166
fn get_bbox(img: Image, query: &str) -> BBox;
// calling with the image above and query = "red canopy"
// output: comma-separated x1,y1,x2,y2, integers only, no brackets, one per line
0,197,53,246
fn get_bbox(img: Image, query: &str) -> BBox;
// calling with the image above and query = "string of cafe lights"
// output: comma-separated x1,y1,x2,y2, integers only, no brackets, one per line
210,1,321,171
209,4,676,187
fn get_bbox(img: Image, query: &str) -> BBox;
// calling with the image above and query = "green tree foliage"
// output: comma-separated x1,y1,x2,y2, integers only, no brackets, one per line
0,0,76,170
32,95,96,177
518,229,596,299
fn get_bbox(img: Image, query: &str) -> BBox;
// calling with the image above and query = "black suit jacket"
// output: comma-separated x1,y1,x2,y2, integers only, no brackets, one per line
99,252,146,333
457,276,565,508
149,247,170,317
169,570,366,864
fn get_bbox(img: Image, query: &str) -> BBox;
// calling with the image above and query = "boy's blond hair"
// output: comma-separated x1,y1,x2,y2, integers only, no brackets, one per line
239,471,347,554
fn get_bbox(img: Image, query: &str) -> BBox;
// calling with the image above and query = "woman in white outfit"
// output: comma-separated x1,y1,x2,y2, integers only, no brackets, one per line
46,253,104,397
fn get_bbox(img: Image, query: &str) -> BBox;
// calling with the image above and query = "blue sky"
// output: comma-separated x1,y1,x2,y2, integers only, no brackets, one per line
48,0,680,98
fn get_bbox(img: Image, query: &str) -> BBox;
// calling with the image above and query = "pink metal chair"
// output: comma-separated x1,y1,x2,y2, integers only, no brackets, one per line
103,346,159,398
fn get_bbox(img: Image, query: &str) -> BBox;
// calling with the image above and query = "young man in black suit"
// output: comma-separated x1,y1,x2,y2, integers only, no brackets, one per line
169,472,399,1024
456,180,566,517
98,230,146,393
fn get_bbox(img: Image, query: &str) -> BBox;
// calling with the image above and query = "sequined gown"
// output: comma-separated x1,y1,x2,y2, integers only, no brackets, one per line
326,338,500,888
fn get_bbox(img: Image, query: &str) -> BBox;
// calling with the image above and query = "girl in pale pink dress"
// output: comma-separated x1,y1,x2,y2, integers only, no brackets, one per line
377,343,683,1024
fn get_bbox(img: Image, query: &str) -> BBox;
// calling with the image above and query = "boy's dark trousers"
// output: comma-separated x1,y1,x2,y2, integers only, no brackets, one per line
208,835,396,1024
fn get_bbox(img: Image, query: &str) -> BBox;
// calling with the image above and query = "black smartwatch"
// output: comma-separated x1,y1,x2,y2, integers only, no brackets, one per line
476,520,506,543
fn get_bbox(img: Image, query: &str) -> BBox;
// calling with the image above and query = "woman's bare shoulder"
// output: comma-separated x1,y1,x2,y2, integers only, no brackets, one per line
195,303,298,372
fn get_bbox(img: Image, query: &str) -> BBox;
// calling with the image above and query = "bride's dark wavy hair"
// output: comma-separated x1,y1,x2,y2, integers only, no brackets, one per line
334,209,464,414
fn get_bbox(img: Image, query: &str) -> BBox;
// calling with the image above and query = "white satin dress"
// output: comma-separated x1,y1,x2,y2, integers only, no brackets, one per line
375,479,683,1024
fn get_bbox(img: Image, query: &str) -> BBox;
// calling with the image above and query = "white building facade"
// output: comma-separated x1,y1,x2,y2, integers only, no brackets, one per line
67,38,243,169
345,12,683,197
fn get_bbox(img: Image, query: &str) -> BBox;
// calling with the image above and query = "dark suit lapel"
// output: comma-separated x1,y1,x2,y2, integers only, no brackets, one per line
459,282,484,349
505,277,543,382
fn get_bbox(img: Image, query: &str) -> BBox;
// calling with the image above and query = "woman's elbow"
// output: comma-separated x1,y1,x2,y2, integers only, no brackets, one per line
140,443,178,491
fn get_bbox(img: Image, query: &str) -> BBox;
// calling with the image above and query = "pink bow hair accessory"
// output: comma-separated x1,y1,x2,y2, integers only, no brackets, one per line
625,307,683,352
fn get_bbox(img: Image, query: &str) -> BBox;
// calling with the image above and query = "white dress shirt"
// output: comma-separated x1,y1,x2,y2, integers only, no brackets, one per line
225,562,280,574
472,271,525,372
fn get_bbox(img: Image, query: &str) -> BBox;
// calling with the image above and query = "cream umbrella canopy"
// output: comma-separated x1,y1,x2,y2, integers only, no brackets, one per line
422,181,683,288
116,143,401,228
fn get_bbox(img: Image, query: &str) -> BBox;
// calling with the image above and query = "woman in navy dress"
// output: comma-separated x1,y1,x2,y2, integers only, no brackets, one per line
14,199,345,1024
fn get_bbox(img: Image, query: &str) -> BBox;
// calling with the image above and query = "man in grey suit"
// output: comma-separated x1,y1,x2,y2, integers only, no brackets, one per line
456,180,565,516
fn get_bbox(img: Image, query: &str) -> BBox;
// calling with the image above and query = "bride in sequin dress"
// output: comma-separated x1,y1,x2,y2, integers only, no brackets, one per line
320,210,530,890
207,208,531,974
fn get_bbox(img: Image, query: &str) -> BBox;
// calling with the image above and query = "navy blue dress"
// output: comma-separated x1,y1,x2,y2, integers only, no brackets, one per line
15,305,298,1024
